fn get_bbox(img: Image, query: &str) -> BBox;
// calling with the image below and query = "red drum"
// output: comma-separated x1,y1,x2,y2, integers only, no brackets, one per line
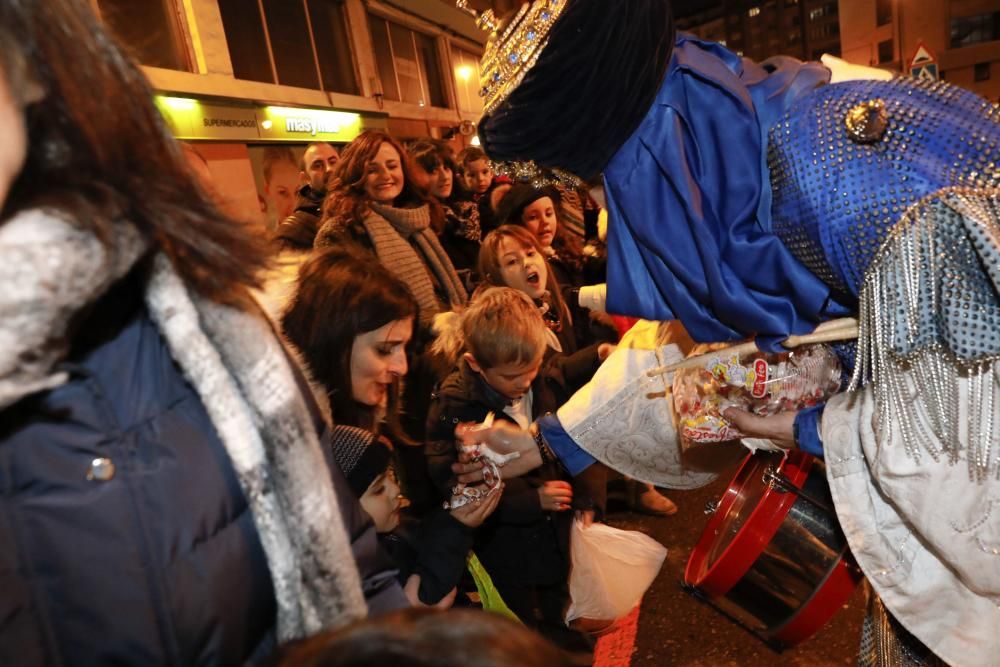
684,449,862,647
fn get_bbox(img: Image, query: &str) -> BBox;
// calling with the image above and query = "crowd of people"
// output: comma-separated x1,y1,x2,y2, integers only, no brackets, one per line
0,3,672,664
4,0,999,666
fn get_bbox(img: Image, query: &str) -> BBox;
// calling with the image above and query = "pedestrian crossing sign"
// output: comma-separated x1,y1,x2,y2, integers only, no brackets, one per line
908,42,938,81
911,63,939,81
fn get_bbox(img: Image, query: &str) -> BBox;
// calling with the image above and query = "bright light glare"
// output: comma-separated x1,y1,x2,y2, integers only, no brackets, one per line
160,96,197,110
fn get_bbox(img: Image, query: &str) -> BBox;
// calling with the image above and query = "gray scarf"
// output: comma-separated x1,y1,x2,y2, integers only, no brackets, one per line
364,202,467,323
0,209,366,641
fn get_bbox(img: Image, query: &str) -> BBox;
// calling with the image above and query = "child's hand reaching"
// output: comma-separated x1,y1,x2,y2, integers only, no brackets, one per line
450,483,504,527
538,480,573,511
404,574,457,610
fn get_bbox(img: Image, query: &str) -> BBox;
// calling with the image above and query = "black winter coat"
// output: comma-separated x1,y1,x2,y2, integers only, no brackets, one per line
424,359,605,587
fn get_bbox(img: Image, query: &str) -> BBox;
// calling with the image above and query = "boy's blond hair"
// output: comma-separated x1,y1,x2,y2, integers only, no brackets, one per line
430,287,547,369
462,287,546,370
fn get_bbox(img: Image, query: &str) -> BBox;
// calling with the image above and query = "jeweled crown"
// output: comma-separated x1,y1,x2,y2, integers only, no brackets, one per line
469,0,569,115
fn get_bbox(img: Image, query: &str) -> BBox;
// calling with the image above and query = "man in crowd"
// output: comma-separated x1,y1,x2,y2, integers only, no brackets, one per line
274,141,339,251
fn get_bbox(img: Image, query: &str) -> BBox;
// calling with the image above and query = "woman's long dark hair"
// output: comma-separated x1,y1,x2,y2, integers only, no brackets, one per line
406,138,474,206
478,0,674,181
323,130,444,233
282,247,419,435
0,0,268,301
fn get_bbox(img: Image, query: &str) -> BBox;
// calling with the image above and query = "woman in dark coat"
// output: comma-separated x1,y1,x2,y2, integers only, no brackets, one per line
0,3,401,664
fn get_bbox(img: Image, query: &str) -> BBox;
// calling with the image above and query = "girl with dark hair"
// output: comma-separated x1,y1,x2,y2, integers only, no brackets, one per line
282,246,418,439
283,247,499,606
407,138,482,278
0,1,405,664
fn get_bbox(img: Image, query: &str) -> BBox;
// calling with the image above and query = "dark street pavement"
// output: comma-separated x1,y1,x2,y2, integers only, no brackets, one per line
601,459,866,667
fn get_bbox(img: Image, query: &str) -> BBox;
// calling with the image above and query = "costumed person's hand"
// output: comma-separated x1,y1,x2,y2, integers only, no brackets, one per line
721,407,798,449
538,480,573,511
450,483,504,527
404,574,457,610
576,509,596,527
452,421,542,483
597,343,616,360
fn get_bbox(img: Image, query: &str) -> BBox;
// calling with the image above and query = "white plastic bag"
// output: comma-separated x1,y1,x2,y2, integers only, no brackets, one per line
565,518,668,623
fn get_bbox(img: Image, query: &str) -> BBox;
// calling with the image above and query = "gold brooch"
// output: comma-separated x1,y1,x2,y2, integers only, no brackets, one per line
845,99,888,144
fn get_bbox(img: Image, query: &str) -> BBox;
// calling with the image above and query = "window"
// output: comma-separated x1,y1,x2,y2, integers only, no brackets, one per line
748,7,761,18
810,23,839,40
262,0,319,89
878,39,894,64
787,30,800,46
452,47,483,115
950,13,1000,49
96,0,189,70
309,0,360,94
876,0,892,27
216,0,358,92
975,62,991,81
369,14,447,108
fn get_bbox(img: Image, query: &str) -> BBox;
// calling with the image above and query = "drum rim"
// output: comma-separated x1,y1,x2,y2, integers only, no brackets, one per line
684,449,813,597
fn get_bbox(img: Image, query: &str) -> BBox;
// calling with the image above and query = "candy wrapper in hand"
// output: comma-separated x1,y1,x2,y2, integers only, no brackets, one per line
671,344,841,445
444,412,519,510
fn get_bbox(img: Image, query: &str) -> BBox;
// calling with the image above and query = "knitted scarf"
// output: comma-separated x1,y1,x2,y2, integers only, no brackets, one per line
0,209,367,642
364,202,467,323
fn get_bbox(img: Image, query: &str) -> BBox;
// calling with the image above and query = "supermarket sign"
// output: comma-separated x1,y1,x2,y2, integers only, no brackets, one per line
155,96,367,142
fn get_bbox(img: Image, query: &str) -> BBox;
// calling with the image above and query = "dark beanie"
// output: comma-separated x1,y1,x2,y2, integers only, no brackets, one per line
478,0,675,181
495,184,561,228
330,425,394,497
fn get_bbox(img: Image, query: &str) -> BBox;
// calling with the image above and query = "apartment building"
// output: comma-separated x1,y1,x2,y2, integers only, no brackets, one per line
717,0,841,61
840,0,1000,102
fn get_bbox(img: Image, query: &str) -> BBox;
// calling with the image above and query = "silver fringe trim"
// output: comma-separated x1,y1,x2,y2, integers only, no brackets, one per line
850,187,1000,483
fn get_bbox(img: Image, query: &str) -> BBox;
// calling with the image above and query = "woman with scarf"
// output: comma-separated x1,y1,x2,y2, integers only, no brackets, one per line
0,2,404,664
316,131,469,442
407,138,482,283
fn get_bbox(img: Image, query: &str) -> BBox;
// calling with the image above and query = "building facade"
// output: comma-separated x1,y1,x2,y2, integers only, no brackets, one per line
90,0,486,227
678,1,999,105
839,0,1000,103
713,0,841,62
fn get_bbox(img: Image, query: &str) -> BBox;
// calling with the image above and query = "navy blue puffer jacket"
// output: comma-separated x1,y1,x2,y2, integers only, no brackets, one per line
0,275,404,666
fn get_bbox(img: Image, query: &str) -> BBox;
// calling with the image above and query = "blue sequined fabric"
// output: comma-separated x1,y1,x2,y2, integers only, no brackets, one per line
767,76,1000,301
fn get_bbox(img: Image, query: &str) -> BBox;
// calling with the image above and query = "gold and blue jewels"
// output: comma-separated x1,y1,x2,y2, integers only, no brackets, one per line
844,99,888,144
476,0,568,115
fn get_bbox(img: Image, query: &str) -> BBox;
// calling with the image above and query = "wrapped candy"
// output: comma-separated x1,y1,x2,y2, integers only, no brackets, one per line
671,344,842,445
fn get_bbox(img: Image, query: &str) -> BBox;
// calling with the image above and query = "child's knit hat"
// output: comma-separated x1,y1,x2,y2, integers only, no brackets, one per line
330,425,393,497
